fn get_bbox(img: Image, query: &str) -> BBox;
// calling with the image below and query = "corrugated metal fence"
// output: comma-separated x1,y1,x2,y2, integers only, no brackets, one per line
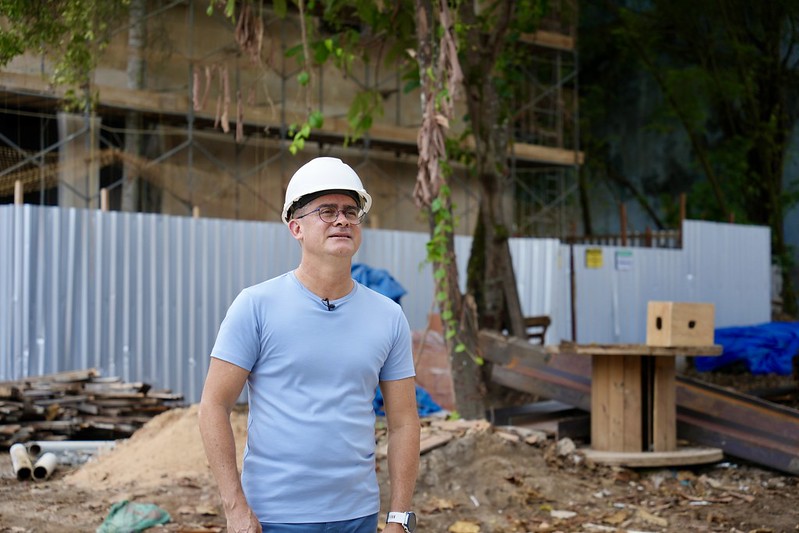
564,219,771,344
0,205,770,403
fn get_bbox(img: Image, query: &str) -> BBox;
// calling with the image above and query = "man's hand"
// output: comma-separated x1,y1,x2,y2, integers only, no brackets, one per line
225,504,262,533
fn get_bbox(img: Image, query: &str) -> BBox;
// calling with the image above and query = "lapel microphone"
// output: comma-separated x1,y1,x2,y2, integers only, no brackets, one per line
322,298,336,311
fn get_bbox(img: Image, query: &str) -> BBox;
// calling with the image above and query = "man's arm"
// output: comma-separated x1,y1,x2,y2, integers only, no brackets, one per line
198,357,261,533
380,377,421,531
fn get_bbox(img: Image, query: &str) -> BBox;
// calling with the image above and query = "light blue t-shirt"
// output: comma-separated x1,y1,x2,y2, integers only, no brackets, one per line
210,271,415,523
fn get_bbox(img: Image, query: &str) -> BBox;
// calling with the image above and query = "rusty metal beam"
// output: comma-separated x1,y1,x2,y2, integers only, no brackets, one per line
479,330,799,475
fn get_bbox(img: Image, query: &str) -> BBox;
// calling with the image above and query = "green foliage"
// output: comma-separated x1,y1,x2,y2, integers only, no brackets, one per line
288,110,324,155
0,0,131,109
425,180,469,357
346,89,383,143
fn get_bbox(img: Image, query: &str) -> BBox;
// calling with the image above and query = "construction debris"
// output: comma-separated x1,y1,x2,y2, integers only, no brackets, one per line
0,368,184,448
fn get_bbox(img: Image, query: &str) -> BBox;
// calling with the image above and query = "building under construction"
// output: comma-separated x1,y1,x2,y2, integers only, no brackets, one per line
0,1,581,237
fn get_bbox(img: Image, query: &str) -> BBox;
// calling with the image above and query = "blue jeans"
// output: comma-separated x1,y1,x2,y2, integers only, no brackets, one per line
261,513,379,533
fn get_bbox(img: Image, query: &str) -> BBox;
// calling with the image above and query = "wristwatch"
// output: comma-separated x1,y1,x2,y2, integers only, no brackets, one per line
386,511,417,532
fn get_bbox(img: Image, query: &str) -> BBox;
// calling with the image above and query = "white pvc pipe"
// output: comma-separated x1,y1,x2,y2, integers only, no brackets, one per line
32,452,58,481
27,440,116,456
9,443,32,480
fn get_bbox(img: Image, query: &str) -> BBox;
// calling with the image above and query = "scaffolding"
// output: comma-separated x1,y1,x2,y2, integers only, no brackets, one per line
0,0,580,237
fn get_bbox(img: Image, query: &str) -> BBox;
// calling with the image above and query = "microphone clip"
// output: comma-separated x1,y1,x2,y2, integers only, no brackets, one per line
322,298,336,311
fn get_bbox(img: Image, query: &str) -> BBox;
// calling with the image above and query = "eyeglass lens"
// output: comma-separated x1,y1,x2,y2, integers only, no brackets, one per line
318,207,364,224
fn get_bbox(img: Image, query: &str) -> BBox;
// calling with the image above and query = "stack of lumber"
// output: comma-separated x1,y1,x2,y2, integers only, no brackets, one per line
0,368,184,448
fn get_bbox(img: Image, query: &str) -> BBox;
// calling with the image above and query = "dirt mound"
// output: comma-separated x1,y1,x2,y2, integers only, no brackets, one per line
64,404,248,490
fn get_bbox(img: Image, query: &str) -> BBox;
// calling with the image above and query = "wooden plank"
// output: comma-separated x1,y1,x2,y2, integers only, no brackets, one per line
32,395,90,406
519,30,576,51
0,385,18,398
583,446,723,468
146,392,184,401
652,357,677,451
0,368,99,385
591,354,611,450
479,330,554,367
490,365,590,411
92,389,148,400
420,433,454,454
0,424,22,436
621,355,643,452
606,354,625,450
561,343,722,357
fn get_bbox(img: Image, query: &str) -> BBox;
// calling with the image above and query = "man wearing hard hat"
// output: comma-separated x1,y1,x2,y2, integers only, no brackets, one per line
199,157,420,533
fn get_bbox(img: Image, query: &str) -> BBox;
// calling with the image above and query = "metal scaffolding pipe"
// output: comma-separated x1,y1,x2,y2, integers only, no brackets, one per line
9,443,32,481
32,452,58,481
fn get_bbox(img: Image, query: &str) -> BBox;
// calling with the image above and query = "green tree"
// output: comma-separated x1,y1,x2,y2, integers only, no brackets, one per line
581,0,799,315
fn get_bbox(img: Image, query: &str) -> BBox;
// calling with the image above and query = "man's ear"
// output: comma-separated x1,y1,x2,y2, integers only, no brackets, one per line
288,219,303,240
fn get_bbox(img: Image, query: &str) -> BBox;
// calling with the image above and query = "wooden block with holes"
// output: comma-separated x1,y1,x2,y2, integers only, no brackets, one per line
646,301,715,347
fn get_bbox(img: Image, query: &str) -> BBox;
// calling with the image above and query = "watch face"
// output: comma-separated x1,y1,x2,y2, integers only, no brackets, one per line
406,512,417,531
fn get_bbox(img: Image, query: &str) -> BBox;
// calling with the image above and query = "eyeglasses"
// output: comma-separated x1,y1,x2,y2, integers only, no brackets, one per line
295,206,365,225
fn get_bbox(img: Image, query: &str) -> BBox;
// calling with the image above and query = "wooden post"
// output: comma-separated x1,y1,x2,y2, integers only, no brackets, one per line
619,203,627,247
678,193,686,248
100,188,110,212
192,206,200,218
569,244,577,342
14,180,23,205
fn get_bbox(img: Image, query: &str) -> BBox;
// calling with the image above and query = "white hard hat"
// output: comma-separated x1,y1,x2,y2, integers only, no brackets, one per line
282,157,372,224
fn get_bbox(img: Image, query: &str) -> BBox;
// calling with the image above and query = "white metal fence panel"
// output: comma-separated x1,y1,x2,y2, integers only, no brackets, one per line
559,220,771,344
681,220,771,328
509,238,563,344
0,207,13,380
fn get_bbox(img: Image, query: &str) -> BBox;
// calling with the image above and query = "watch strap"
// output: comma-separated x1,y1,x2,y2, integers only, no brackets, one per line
386,511,411,532
386,511,407,523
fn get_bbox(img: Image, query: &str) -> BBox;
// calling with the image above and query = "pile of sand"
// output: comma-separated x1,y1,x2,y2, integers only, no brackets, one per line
64,404,248,490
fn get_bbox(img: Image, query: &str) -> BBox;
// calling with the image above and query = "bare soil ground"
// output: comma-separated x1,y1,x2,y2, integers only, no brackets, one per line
0,373,797,533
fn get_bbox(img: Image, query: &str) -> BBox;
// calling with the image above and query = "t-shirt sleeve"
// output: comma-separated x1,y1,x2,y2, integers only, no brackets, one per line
210,289,260,371
379,309,415,381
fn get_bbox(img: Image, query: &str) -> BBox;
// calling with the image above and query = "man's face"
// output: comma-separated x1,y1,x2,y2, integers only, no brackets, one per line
289,193,363,259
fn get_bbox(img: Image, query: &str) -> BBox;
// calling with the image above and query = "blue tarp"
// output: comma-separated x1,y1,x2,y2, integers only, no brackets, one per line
351,263,407,304
374,384,443,417
353,263,441,416
694,321,799,375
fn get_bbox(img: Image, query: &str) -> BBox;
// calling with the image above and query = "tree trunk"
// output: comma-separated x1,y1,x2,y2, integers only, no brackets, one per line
459,1,526,339
414,0,486,418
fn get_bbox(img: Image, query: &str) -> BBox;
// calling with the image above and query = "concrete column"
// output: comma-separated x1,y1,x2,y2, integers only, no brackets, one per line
57,112,101,209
